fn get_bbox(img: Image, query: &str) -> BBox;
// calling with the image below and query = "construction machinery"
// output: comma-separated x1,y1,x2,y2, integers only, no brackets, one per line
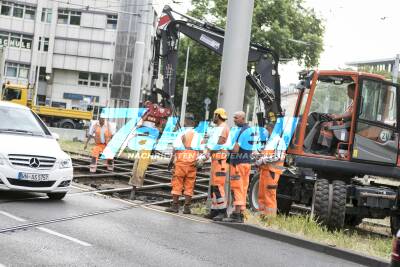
1,82,92,129
154,6,400,233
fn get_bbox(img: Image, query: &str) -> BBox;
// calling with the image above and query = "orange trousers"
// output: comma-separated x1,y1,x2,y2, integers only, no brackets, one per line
171,163,197,196
258,164,283,216
210,154,228,210
91,143,107,159
229,163,251,209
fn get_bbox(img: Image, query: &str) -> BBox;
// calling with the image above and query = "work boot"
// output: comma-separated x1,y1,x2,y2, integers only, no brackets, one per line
89,164,97,173
183,204,191,214
222,212,244,223
204,209,219,219
165,203,179,213
212,210,227,221
129,186,137,200
183,195,192,214
106,160,114,171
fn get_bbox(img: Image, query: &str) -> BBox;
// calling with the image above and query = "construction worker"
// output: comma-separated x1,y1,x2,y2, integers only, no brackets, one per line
204,108,230,221
223,111,252,223
166,116,198,214
129,101,171,199
256,123,285,217
84,117,115,173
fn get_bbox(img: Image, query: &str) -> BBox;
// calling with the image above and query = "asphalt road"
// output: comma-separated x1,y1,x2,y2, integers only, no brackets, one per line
0,187,365,267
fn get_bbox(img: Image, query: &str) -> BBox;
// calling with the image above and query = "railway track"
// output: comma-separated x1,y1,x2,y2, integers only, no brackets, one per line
65,152,390,237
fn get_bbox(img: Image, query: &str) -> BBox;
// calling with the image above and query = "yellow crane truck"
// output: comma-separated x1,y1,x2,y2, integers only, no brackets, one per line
1,83,92,129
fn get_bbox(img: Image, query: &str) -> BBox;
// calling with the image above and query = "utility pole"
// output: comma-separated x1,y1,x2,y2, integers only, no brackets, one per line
217,0,254,125
129,0,148,108
180,46,190,127
393,54,399,83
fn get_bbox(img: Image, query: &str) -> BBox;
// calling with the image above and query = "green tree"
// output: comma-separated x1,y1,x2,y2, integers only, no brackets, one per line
174,0,325,122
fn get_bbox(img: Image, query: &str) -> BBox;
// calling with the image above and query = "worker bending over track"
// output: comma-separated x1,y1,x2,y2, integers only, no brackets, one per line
166,117,198,214
85,117,115,173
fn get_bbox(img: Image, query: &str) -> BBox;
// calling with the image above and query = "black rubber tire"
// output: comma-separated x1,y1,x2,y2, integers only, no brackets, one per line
277,197,293,216
47,192,67,200
390,216,400,236
60,119,75,129
248,174,260,212
345,214,363,227
329,180,346,229
248,173,293,215
311,178,329,224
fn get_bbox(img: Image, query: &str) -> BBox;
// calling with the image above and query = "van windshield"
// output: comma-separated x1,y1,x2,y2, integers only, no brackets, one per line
0,106,50,136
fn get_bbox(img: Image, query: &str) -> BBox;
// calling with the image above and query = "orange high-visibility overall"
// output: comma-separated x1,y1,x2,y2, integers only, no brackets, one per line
91,123,112,157
258,150,285,216
171,129,198,196
210,123,230,211
229,163,251,208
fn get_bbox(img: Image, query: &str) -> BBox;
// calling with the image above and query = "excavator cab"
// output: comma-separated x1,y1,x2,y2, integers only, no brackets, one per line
289,70,400,166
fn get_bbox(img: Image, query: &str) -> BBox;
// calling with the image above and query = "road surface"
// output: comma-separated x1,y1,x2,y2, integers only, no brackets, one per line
0,187,365,267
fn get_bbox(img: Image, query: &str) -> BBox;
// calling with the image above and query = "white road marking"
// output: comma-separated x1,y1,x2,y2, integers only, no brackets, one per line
36,227,91,247
0,210,92,247
0,211,26,222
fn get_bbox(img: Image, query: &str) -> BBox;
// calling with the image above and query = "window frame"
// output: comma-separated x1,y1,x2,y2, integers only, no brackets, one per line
0,1,12,16
12,3,24,18
106,14,118,29
24,5,35,20
41,8,52,23
357,77,399,131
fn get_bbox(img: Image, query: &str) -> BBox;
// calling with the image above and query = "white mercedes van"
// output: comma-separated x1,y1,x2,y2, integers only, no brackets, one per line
0,101,73,199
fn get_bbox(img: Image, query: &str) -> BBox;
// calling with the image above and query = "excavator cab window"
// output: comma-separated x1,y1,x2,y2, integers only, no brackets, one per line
2,88,22,101
302,76,354,155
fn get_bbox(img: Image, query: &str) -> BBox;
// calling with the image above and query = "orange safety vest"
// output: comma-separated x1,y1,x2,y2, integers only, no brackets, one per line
175,129,198,164
93,122,112,145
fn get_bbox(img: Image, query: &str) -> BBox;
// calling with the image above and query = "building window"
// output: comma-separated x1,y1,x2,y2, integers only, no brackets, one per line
78,72,89,85
41,8,52,23
21,35,32,49
38,37,49,51
57,10,69,24
70,11,81,25
78,72,109,87
5,62,17,77
0,31,8,46
0,1,11,16
106,15,117,29
58,9,81,25
12,4,24,18
0,32,32,49
5,63,30,78
18,65,29,78
90,73,101,87
24,5,35,20
9,34,21,48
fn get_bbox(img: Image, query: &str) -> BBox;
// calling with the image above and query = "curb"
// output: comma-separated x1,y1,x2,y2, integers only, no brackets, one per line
220,222,389,267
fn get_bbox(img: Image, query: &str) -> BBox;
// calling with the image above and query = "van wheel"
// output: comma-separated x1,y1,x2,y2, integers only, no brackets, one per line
47,192,67,200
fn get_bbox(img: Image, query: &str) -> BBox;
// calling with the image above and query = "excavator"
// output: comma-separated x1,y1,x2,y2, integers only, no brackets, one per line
153,5,400,233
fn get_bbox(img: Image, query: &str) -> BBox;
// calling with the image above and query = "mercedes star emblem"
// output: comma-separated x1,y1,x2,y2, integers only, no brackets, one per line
29,157,40,168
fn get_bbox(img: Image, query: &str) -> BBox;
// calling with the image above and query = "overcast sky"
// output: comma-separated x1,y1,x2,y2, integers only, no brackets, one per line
155,0,400,85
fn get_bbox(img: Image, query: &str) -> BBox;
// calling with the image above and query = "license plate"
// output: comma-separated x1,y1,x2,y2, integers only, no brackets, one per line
18,172,49,181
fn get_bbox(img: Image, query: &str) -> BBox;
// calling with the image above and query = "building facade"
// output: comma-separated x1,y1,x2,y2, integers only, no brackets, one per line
0,0,120,116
